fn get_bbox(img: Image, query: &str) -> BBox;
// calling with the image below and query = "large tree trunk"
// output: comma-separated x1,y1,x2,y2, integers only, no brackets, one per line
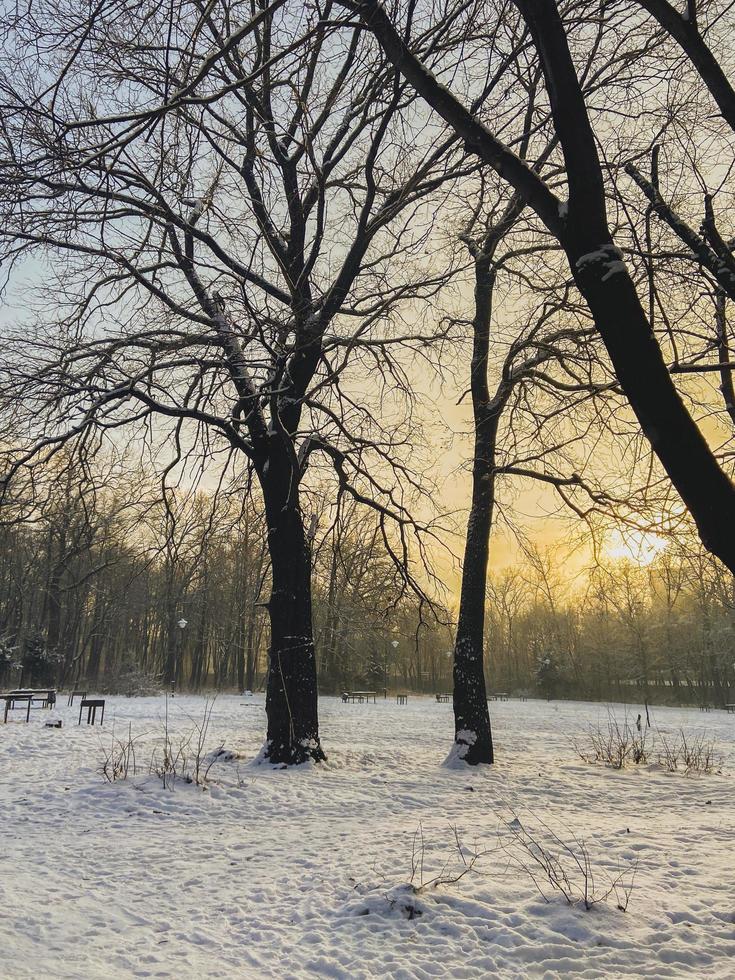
453,256,497,765
565,229,735,570
260,448,324,765
516,0,735,572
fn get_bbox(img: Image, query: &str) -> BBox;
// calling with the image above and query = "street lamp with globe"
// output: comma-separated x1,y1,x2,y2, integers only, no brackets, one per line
390,639,399,695
383,638,399,697
173,618,187,695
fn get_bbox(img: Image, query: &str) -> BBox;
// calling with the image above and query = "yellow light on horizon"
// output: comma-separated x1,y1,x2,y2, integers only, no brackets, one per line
605,528,668,566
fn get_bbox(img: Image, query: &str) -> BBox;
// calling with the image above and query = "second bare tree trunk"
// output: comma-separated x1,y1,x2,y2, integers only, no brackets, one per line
453,256,499,765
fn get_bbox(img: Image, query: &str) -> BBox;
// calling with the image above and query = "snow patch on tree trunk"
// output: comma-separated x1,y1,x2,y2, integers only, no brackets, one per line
442,729,478,768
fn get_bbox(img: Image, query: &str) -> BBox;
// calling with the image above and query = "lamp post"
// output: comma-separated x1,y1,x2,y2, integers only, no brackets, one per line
383,638,399,697
173,618,187,695
389,639,398,694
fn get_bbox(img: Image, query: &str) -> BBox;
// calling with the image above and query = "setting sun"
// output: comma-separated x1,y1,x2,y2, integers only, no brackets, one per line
605,528,668,565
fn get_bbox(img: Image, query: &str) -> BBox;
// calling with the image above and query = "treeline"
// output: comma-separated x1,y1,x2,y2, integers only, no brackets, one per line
486,548,735,706
2,467,733,706
0,478,453,695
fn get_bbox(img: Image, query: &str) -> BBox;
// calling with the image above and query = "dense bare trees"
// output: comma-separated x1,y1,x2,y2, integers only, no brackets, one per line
3,465,730,708
0,469,454,693
485,542,735,705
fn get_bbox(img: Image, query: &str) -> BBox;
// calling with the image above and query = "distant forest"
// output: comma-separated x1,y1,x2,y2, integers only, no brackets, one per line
1,464,732,706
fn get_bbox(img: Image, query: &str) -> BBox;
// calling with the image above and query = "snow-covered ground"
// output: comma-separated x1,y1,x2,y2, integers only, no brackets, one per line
1,694,733,979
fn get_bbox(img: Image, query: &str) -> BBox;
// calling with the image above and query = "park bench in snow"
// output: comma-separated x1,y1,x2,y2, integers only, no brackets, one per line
725,704,735,713
435,693,450,703
78,698,105,725
341,691,377,704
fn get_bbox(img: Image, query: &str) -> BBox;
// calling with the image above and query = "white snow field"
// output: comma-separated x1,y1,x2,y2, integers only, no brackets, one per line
1,695,733,980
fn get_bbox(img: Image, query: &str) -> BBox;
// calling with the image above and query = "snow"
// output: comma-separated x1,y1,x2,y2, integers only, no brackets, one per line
575,245,627,282
1,695,734,978
443,727,476,766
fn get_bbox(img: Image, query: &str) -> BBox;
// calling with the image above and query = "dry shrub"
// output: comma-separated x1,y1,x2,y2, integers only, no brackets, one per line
150,696,221,788
656,729,721,773
384,818,636,915
573,712,723,774
98,697,222,789
408,822,483,894
572,713,649,769
501,814,637,911
98,723,143,782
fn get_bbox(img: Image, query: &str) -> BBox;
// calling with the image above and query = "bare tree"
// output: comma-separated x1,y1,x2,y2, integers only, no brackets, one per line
442,11,654,762
343,0,735,576
0,0,469,762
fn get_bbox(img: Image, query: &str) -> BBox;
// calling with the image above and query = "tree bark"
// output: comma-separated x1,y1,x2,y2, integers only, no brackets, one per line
625,163,735,303
260,442,324,765
513,0,735,571
715,291,735,429
567,234,735,571
453,256,498,764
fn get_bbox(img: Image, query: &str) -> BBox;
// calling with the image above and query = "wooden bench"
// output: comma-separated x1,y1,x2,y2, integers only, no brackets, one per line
68,689,88,707
396,694,408,705
79,698,105,725
435,693,450,703
699,704,712,712
725,704,735,714
488,693,509,701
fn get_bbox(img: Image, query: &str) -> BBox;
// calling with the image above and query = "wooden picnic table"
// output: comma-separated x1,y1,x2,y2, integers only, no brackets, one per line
2,693,33,723
435,693,451,703
2,687,58,722
488,693,510,701
725,703,735,713
341,691,377,704
6,688,56,709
